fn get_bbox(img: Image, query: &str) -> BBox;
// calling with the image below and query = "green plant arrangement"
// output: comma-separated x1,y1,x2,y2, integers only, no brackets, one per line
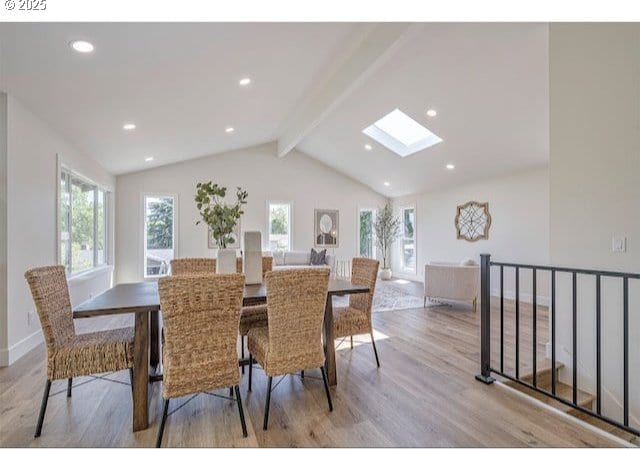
374,202,401,270
195,181,248,249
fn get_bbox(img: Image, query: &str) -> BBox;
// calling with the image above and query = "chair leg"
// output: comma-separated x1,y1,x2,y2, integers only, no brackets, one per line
350,336,353,349
263,376,272,430
129,368,134,393
320,366,333,412
156,398,169,448
67,378,72,397
473,297,477,313
230,387,234,397
234,385,248,438
34,380,52,438
241,336,245,374
424,295,427,307
248,354,253,392
370,331,380,368
300,370,304,379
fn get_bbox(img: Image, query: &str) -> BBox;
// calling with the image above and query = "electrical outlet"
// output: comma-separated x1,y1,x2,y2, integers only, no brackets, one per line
612,236,626,253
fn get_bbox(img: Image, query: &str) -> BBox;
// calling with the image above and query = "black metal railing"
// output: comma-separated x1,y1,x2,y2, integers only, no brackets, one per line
476,254,639,437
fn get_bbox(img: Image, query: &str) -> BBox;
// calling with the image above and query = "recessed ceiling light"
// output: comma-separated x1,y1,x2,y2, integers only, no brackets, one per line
383,181,390,187
123,123,136,131
70,40,94,53
225,127,235,133
446,163,455,170
239,78,252,86
364,144,373,151
145,156,154,162
426,109,437,117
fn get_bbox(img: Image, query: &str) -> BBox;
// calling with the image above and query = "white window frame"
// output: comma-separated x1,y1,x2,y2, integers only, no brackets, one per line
142,193,178,279
56,156,111,279
266,200,293,252
357,206,377,259
399,205,417,274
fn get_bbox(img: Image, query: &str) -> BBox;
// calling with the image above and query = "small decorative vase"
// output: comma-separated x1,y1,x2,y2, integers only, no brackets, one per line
380,268,392,280
217,248,237,274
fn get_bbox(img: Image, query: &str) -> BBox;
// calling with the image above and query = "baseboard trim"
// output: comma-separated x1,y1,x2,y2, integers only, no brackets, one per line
490,288,550,306
1,329,43,366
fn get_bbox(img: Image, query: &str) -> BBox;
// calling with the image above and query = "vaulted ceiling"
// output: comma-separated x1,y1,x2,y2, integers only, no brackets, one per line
0,22,549,196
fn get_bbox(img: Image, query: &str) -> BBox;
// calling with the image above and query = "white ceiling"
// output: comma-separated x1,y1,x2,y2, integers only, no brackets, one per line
0,23,354,174
297,23,550,197
0,23,549,197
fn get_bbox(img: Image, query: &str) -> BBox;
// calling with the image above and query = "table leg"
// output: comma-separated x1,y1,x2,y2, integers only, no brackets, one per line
133,312,149,432
323,293,337,386
150,310,160,371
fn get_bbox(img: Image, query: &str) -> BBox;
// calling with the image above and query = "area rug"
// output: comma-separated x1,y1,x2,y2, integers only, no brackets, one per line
332,278,442,312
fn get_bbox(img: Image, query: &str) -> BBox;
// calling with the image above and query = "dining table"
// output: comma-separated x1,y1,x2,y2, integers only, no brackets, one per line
73,278,369,432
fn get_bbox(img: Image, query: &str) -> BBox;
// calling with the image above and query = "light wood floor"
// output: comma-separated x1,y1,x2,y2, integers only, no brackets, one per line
0,299,628,447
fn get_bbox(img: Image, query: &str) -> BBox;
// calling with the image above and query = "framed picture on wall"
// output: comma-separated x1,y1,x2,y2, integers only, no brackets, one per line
208,219,241,249
314,209,339,248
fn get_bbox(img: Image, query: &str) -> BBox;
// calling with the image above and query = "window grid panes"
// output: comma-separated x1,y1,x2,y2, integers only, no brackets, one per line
144,195,175,277
268,203,291,252
59,169,108,274
401,207,416,272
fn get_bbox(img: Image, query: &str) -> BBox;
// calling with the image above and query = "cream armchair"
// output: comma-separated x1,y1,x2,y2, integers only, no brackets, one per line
424,261,480,311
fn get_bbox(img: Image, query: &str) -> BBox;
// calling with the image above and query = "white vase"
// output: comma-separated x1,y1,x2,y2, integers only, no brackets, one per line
380,268,392,280
217,248,237,274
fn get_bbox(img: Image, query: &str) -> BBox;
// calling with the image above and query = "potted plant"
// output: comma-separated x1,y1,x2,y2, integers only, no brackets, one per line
374,202,401,280
195,181,248,273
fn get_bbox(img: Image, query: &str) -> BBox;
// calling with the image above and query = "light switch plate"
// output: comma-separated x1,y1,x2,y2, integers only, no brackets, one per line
612,236,626,253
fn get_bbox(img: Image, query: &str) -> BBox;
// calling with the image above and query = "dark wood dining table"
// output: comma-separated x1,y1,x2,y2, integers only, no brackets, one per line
73,278,369,432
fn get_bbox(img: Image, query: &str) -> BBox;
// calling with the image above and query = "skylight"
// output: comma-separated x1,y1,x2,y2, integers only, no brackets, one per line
363,109,442,157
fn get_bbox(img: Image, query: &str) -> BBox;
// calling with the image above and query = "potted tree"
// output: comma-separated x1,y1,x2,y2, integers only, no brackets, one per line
374,202,401,280
195,181,248,273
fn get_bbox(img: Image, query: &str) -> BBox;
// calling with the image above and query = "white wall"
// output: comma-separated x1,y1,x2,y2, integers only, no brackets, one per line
549,24,639,427
0,93,8,361
1,94,116,366
391,166,550,302
115,142,387,283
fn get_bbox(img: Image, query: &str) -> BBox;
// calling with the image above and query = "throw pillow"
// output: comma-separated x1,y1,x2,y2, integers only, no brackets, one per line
310,248,327,265
460,258,478,266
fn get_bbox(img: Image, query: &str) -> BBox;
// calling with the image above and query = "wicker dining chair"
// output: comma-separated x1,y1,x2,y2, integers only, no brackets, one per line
238,256,272,372
170,258,215,276
246,268,333,430
156,273,247,447
333,257,381,367
24,265,134,438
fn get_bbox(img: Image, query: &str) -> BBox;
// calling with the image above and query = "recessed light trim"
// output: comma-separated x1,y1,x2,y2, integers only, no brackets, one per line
145,156,154,162
225,127,235,133
383,181,390,187
446,163,455,170
364,144,373,151
363,108,442,158
239,78,252,86
426,109,437,117
123,123,136,131
70,40,94,53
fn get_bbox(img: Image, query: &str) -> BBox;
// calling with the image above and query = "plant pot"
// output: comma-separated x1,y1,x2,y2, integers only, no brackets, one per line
380,268,392,280
217,248,237,274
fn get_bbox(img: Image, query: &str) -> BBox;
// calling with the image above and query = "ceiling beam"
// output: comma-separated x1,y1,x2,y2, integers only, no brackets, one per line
276,23,420,157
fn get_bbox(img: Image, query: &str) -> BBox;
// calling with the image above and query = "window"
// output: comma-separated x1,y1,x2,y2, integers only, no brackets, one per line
400,206,416,273
144,195,175,277
59,169,108,275
359,208,377,259
268,202,291,252
363,108,442,157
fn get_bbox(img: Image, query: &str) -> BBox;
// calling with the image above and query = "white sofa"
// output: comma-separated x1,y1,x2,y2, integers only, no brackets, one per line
271,250,335,272
424,260,480,311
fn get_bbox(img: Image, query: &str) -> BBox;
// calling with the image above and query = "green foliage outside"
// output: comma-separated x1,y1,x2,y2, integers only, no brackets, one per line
359,210,373,258
147,198,174,249
195,181,248,248
270,205,288,235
